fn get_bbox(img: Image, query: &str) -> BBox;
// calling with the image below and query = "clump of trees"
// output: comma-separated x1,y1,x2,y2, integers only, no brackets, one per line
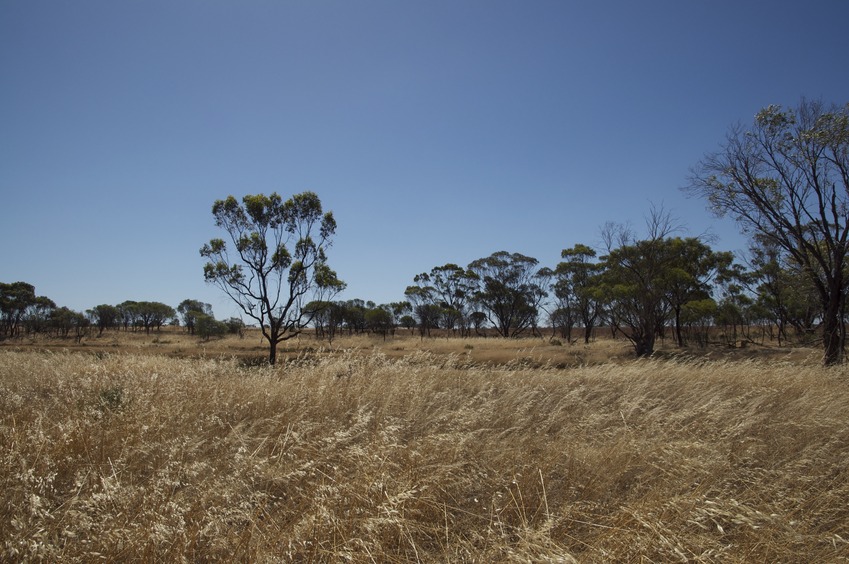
113,301,177,334
309,299,410,342
0,281,89,341
387,204,835,360
405,264,478,338
396,220,739,358
388,100,849,364
550,244,604,344
6,100,846,365
0,282,241,344
177,299,213,335
593,211,734,357
689,99,849,365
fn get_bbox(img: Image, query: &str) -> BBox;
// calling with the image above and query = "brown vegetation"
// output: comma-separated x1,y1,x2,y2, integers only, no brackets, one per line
0,326,821,367
2,335,848,561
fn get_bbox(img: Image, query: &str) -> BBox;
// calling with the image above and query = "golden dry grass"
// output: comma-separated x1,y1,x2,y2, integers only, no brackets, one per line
2,342,848,561
3,326,820,367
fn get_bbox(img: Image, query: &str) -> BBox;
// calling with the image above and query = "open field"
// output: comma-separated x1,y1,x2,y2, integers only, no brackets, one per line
2,334,848,561
0,326,824,368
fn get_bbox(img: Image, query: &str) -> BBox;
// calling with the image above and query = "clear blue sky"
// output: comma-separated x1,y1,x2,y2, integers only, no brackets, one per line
2,1,848,319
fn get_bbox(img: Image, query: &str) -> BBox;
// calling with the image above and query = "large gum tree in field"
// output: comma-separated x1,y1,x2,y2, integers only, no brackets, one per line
689,100,849,366
468,251,549,338
200,192,344,365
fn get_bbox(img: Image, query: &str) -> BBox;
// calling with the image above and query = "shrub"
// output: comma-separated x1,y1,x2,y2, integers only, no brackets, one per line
195,314,228,340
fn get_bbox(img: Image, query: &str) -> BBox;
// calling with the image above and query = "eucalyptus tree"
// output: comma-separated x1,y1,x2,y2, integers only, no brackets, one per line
307,300,343,342
370,302,411,337
389,301,412,329
408,264,478,335
50,307,90,341
87,304,120,336
680,298,718,347
599,242,674,356
134,301,176,334
747,235,819,345
689,99,849,365
748,237,792,343
404,285,441,337
713,265,762,346
201,192,345,365
24,296,57,335
116,301,140,331
467,251,548,338
399,315,416,332
365,306,394,340
177,299,213,335
341,299,369,334
554,244,605,344
597,213,680,357
195,314,228,341
549,306,576,342
663,238,734,347
0,281,37,337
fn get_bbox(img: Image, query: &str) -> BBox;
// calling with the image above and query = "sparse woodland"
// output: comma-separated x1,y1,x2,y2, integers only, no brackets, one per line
3,99,849,560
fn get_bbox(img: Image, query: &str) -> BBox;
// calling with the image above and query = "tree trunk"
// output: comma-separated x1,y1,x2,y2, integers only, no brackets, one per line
267,324,280,366
674,307,685,347
634,336,654,357
822,290,844,366
269,340,278,365
632,317,655,357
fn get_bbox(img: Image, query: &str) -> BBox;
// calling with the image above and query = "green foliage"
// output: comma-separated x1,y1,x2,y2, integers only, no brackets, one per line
201,192,344,364
408,264,478,336
364,307,393,340
195,314,228,341
680,298,718,325
0,281,42,337
49,307,90,341
177,299,213,335
399,315,416,331
663,238,734,347
113,301,175,334
24,296,57,334
553,244,604,344
404,286,440,337
87,304,119,335
224,317,245,336
599,236,677,357
467,251,548,338
690,99,849,365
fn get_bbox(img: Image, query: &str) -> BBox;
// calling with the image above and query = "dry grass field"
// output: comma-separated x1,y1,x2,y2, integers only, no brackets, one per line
2,331,848,561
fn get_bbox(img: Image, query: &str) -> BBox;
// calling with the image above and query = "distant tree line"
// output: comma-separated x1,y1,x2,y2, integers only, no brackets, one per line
392,99,849,364
196,100,848,366
0,286,243,342
293,212,829,360
307,299,412,343
374,203,834,358
0,282,90,342
0,225,837,358
6,101,848,364
0,213,835,358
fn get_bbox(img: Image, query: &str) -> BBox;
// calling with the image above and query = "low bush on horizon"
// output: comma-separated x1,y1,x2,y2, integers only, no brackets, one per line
2,349,848,561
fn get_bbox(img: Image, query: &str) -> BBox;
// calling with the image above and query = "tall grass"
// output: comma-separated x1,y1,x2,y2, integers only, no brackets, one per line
2,349,848,561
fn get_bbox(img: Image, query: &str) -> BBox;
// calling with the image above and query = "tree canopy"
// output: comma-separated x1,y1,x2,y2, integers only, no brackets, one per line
468,251,549,338
200,191,345,364
689,99,849,365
